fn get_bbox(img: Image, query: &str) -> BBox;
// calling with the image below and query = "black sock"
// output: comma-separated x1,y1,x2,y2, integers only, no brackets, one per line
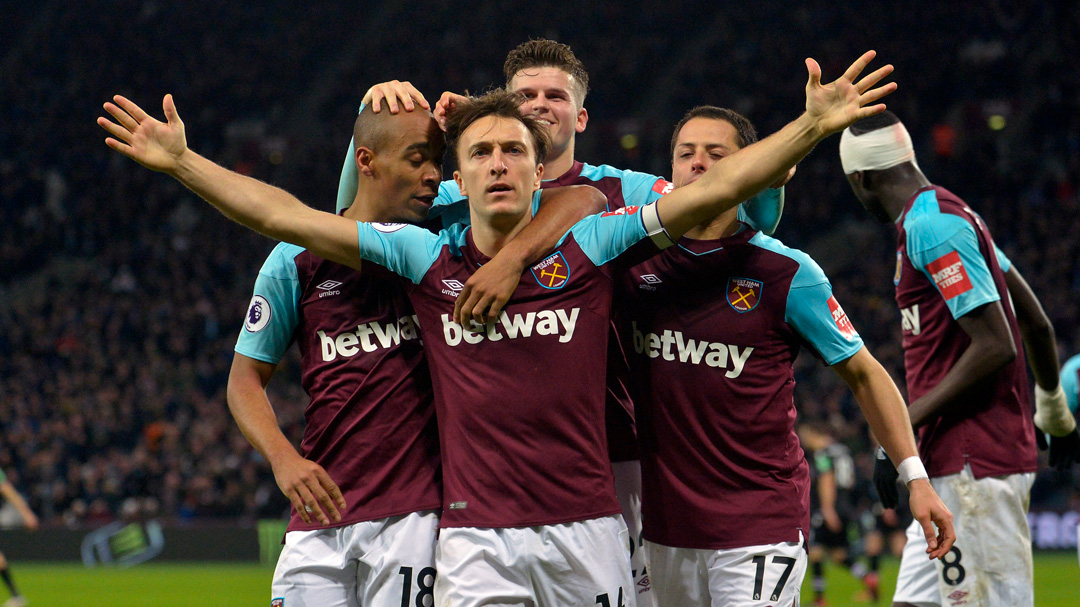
869,554,881,573
812,560,825,597
0,566,19,597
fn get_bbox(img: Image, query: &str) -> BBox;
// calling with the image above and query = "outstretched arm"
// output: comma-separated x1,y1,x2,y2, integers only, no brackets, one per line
97,95,363,269
227,354,345,526
832,347,955,559
655,51,895,239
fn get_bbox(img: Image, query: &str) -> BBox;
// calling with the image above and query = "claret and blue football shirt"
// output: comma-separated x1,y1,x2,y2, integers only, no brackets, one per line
894,185,1036,479
616,224,863,549
235,244,440,531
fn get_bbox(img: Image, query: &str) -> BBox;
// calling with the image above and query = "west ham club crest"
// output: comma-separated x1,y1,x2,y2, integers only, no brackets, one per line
726,277,762,312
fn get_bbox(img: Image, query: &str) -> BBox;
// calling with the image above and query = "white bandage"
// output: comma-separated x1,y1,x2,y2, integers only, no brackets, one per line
839,122,916,174
897,456,929,485
1034,384,1077,436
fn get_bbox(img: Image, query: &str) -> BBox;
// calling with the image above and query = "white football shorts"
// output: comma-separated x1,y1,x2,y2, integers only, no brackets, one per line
434,515,634,607
893,465,1035,607
645,531,806,607
271,509,439,607
613,459,654,606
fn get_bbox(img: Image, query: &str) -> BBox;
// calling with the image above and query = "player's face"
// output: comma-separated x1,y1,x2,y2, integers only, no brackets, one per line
453,115,543,222
845,172,892,223
509,67,588,159
671,117,742,188
371,112,445,223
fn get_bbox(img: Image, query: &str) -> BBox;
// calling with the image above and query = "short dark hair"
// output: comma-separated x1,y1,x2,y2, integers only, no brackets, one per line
444,89,551,167
848,110,902,136
670,106,758,156
354,104,392,152
504,38,589,105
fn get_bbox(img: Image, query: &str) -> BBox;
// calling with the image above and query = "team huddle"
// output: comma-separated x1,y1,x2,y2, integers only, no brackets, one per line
97,39,1079,607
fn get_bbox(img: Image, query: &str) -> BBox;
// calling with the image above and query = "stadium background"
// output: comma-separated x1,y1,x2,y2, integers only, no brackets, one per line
1,0,1078,600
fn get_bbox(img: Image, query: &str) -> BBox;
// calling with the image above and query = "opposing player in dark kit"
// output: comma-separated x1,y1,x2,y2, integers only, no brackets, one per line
101,48,904,606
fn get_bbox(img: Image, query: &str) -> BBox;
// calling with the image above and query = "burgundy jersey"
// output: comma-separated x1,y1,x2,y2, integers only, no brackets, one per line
616,227,864,549
236,244,440,531
353,209,665,528
895,186,1037,478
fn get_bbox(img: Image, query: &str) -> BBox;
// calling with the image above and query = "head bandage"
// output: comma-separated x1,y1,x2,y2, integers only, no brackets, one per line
839,122,915,174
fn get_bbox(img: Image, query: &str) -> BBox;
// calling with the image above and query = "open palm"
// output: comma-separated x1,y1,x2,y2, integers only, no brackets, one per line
805,50,897,137
97,94,187,173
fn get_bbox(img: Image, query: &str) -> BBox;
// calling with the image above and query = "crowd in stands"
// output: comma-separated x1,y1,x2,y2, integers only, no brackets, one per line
2,0,1078,526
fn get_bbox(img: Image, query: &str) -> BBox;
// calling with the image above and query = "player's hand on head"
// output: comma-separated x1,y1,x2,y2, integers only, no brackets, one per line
434,91,469,132
804,50,896,137
362,80,429,114
907,479,955,560
1048,427,1080,470
97,94,187,173
273,453,346,526
453,255,524,326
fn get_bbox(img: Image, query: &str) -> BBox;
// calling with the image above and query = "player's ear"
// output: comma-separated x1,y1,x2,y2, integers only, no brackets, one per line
575,107,588,134
533,163,544,191
453,170,467,197
357,146,376,177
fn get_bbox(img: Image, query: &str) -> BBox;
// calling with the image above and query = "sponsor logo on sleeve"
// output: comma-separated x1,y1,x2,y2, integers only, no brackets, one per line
926,250,973,299
244,295,272,333
531,252,570,289
652,179,675,195
827,296,857,340
726,277,762,312
371,222,408,233
601,205,641,217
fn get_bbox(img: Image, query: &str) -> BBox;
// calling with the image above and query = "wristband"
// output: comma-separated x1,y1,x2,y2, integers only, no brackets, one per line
1034,384,1077,436
897,456,929,485
641,202,675,249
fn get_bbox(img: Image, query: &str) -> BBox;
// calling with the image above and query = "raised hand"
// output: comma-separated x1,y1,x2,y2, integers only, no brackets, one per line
98,94,187,173
804,50,896,138
434,91,469,132
362,80,430,114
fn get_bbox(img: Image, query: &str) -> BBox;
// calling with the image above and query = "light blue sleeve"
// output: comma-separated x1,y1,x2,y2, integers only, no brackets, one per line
907,214,1000,319
1061,354,1080,414
737,187,785,235
234,243,303,364
994,243,1012,273
560,205,652,267
335,103,366,215
355,222,454,284
617,168,670,208
429,179,470,228
783,251,865,365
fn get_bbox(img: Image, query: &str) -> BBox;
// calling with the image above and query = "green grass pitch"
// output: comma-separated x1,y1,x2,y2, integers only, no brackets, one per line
8,552,1076,606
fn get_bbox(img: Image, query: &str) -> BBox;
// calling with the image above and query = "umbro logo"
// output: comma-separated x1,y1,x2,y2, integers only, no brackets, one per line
441,279,464,296
639,273,661,291
316,279,342,299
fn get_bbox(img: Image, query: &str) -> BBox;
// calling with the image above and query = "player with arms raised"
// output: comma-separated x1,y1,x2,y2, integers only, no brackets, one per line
100,49,905,605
